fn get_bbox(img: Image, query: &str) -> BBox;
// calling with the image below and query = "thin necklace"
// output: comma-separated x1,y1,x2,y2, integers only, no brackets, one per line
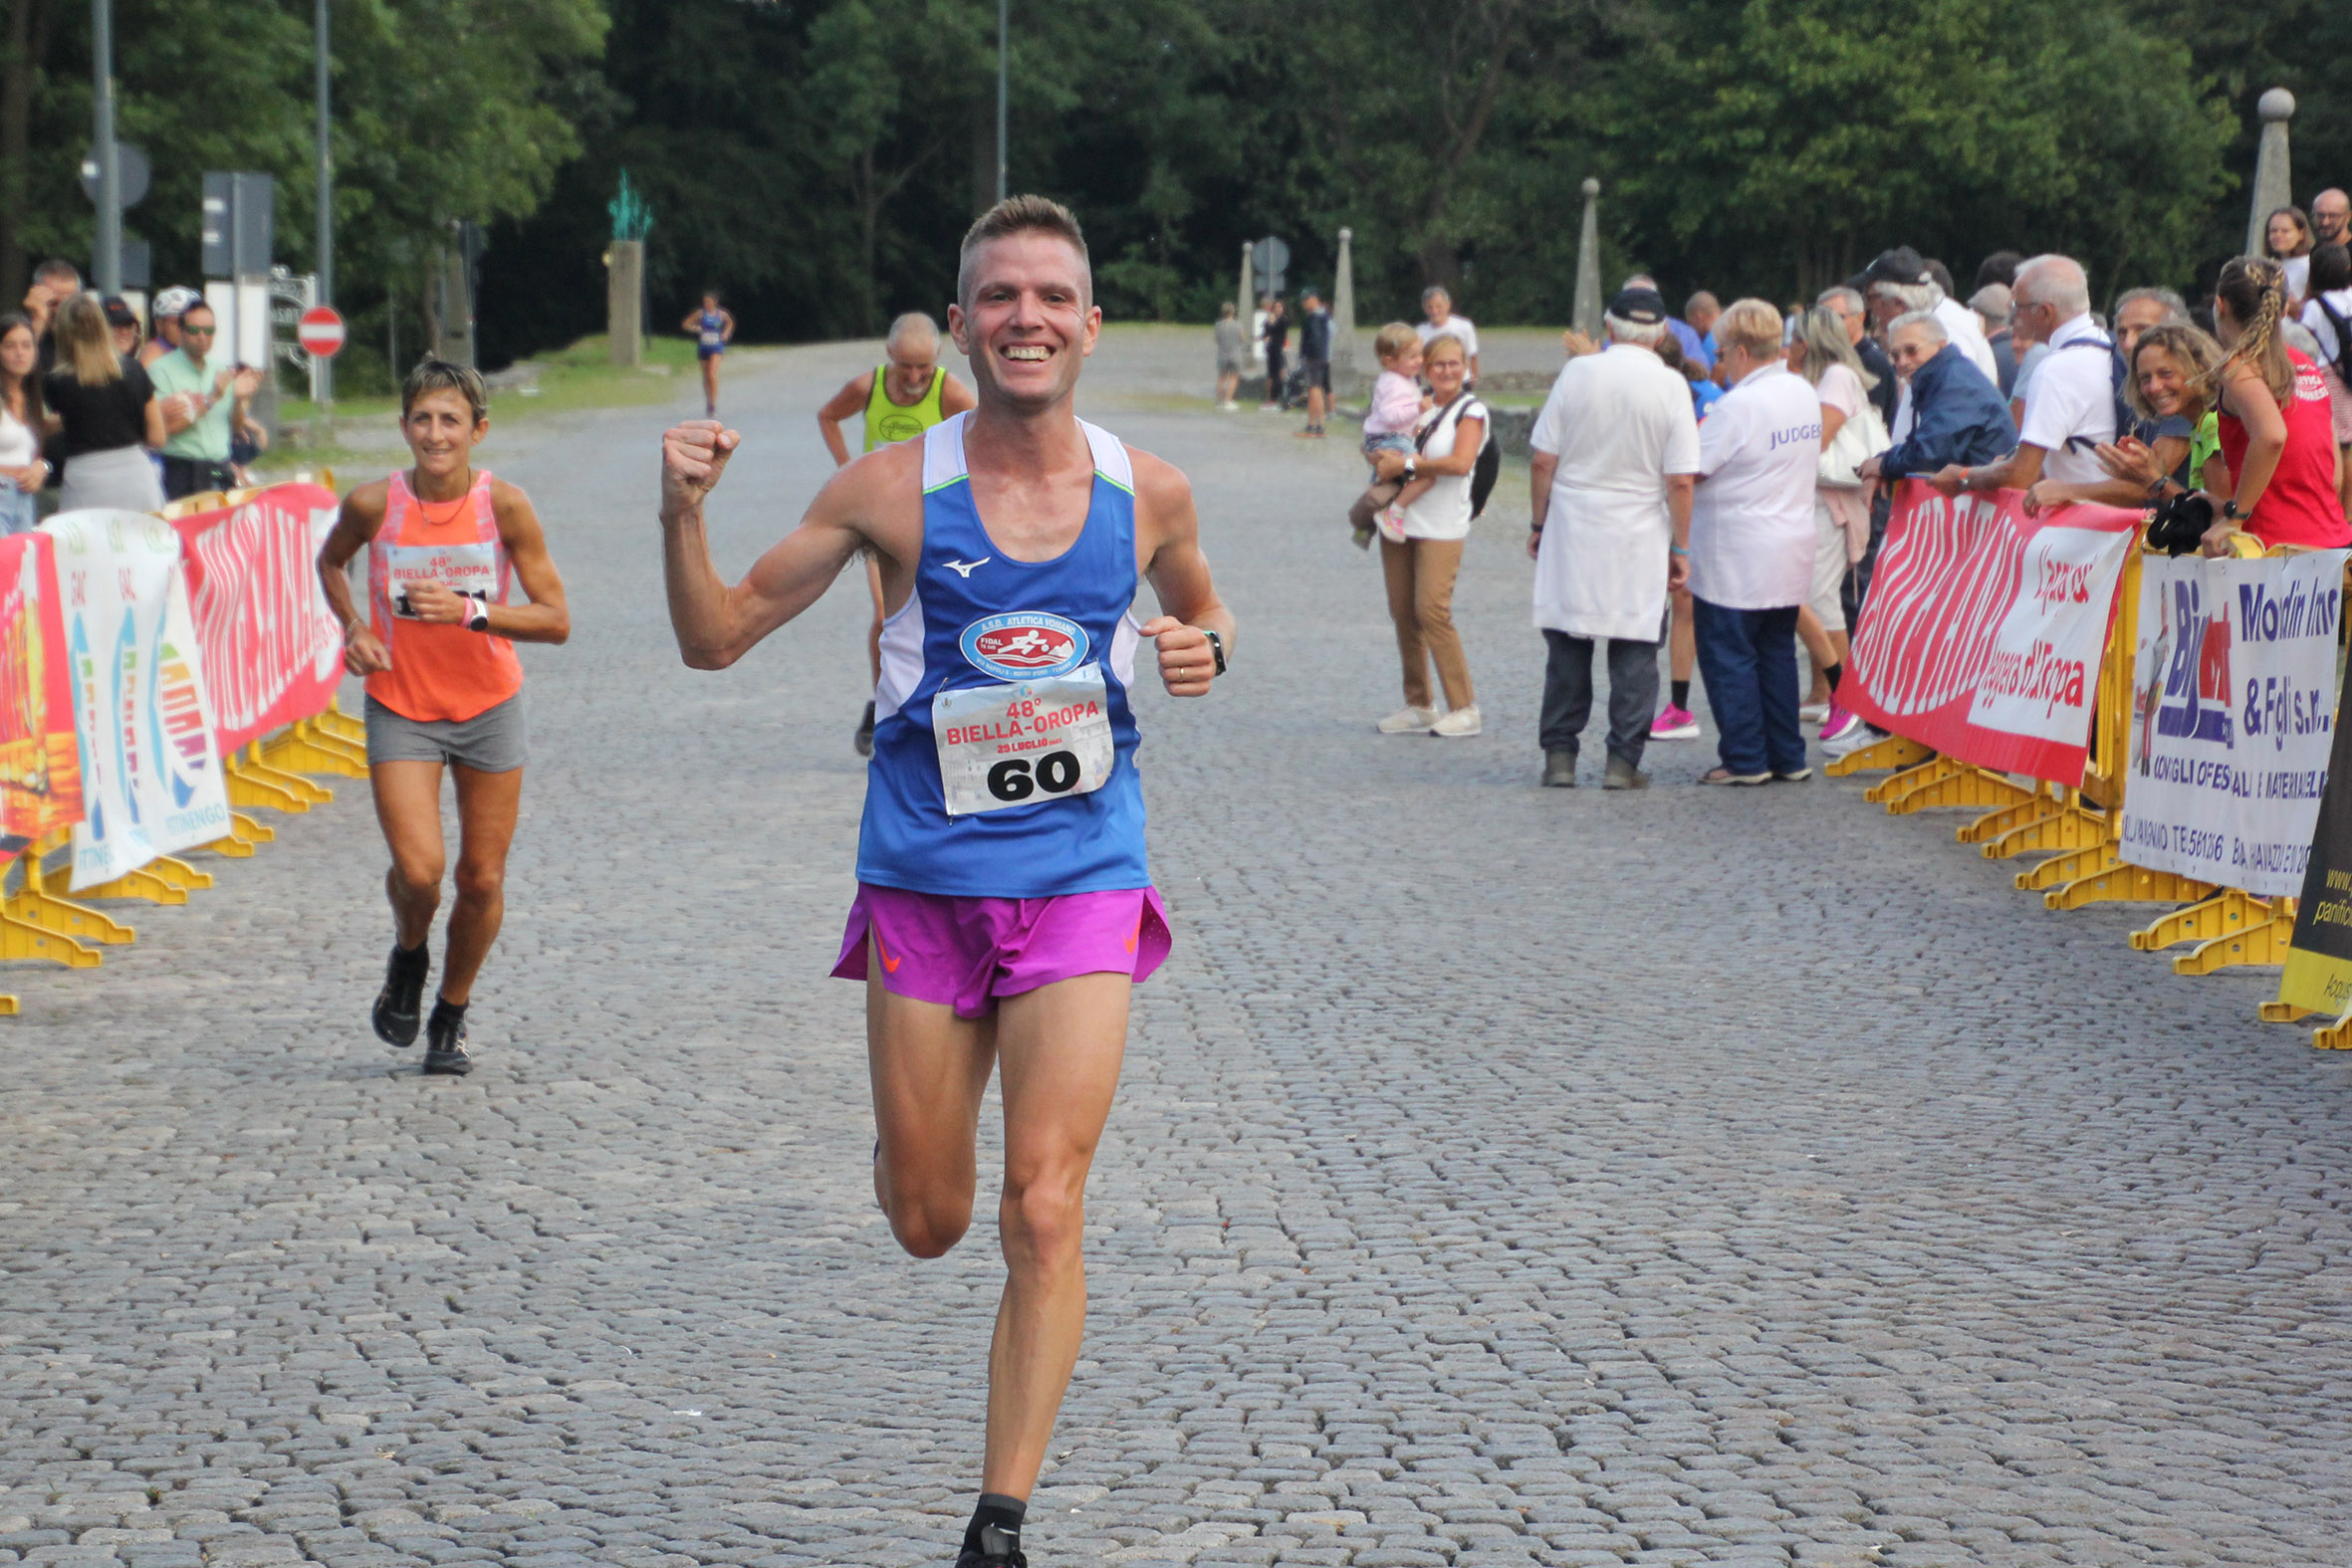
411,468,474,526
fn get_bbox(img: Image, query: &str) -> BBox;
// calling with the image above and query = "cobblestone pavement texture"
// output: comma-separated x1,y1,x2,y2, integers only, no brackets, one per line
9,330,2352,1568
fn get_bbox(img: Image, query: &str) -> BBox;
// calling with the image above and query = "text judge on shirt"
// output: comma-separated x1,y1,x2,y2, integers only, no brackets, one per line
1684,299,1822,786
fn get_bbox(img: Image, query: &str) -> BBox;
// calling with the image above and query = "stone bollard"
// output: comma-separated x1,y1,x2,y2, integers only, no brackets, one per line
608,240,644,369
2246,88,2295,258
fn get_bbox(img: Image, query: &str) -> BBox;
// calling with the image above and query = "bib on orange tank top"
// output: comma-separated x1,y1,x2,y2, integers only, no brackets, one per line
365,469,524,722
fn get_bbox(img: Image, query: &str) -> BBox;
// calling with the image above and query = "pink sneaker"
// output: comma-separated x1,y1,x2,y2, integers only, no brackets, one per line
1650,703,1700,741
1820,703,1865,743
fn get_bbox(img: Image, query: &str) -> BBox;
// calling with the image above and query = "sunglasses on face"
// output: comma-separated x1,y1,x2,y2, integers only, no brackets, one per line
181,325,216,336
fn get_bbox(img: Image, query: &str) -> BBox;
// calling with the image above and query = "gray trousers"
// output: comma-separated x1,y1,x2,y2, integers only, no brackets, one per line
1539,612,1665,767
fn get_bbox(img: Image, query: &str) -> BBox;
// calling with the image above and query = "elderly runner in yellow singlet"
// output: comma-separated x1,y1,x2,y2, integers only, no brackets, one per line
819,312,976,754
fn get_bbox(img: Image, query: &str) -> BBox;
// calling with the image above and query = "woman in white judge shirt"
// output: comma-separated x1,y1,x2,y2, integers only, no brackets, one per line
1684,299,1822,785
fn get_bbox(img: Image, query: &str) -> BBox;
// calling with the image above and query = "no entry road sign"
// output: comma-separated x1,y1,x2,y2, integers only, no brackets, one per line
297,306,346,358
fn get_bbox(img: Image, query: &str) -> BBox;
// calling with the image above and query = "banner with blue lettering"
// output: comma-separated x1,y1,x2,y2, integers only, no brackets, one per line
42,510,232,891
2121,551,2347,897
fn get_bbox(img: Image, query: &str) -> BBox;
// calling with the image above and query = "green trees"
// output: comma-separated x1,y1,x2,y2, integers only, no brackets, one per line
3,0,2331,372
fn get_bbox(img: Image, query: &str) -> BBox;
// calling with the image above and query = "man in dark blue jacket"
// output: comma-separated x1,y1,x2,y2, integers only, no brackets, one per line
1860,312,2016,485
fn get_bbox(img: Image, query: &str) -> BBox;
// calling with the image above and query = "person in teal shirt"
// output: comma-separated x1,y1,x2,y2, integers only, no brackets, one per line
147,300,260,500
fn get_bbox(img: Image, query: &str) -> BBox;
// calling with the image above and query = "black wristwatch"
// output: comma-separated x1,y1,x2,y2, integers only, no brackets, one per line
2222,500,2245,523
1200,626,1226,677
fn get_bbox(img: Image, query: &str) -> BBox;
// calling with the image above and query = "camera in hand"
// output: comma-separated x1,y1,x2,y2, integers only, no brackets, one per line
2146,490,2214,557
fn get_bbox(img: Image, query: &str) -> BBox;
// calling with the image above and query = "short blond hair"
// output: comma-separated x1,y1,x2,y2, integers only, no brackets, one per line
958,194,1090,309
1420,332,1468,368
1713,298,1783,360
1372,323,1419,363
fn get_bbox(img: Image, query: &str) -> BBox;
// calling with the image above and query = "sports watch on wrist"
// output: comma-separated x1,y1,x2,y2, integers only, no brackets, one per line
1200,627,1226,677
465,594,491,633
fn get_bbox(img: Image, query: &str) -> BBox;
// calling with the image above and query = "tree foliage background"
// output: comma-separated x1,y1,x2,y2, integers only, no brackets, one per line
3,0,2345,379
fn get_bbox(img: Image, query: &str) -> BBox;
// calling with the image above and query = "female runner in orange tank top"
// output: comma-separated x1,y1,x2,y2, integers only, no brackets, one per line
315,360,571,1074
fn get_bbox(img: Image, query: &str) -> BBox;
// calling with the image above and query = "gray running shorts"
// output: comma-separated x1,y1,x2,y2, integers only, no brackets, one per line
364,691,529,774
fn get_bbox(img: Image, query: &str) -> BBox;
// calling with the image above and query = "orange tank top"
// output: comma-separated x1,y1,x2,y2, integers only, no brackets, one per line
365,468,523,723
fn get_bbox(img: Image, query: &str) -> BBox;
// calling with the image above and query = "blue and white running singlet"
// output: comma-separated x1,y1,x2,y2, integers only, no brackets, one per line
856,412,1149,898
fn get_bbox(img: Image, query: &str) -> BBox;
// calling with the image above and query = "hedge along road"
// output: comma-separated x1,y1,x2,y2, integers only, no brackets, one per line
5,325,2352,1567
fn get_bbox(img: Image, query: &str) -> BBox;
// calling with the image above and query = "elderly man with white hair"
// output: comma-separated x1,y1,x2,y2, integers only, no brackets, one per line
1929,253,2116,505
1860,246,1998,384
1528,286,1701,789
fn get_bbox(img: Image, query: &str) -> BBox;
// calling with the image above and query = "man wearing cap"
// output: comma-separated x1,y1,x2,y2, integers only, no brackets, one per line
148,299,263,500
1861,246,1998,390
1528,287,1701,790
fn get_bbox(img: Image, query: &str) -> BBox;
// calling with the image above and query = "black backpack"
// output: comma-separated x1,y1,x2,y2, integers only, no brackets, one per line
2053,334,2137,448
2313,295,2352,384
1418,393,1502,518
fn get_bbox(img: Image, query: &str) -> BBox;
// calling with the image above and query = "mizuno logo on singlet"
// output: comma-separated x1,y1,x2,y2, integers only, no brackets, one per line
944,558,990,577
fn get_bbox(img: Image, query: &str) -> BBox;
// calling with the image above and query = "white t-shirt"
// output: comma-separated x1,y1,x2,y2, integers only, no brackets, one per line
1689,362,1821,609
2016,313,2117,486
1416,315,1479,362
2301,290,2352,366
1935,295,1999,385
2283,254,2312,305
1399,394,1488,542
1815,360,1866,422
0,403,37,470
1529,343,1702,640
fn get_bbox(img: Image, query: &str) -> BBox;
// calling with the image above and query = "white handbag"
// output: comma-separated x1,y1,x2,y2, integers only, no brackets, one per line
1818,398,1889,489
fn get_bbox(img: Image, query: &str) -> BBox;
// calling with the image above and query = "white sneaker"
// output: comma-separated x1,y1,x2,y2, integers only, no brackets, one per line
1799,702,1830,724
1430,705,1483,737
1378,706,1440,734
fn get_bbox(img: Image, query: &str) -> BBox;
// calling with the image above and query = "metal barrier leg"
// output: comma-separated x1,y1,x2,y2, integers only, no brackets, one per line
2173,906,2298,975
1882,765,2036,816
0,909,101,968
2016,838,2120,891
1826,734,1933,779
7,852,134,945
2131,888,2273,952
2045,863,2215,910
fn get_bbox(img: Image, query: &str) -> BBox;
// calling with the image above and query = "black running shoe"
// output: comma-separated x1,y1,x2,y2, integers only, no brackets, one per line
854,700,876,758
954,1523,1028,1568
423,1005,473,1076
372,944,429,1046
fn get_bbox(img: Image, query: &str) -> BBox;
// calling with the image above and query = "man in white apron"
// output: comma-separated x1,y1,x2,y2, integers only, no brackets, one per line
1528,287,1702,789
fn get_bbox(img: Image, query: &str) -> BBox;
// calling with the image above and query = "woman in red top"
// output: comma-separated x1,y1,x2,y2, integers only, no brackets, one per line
316,360,571,1075
2198,256,2349,555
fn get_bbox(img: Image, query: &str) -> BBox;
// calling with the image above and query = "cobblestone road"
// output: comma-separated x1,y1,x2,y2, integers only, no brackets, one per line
10,331,2352,1568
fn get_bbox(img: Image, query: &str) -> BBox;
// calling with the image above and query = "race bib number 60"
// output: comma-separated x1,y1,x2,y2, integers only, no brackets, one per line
933,665,1116,817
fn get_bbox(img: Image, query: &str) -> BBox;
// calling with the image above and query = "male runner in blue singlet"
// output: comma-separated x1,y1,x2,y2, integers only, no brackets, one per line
681,291,736,417
658,196,1234,1568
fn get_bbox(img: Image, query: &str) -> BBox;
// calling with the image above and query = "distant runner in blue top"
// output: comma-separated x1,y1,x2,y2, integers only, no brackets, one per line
657,196,1235,1568
680,290,736,417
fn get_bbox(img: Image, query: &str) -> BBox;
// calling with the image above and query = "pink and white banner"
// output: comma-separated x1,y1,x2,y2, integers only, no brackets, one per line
168,482,345,758
1845,484,2140,785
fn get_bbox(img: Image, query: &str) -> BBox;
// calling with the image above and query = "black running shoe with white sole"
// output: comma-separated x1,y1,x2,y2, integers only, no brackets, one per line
372,943,429,1046
422,1001,473,1076
954,1521,1028,1568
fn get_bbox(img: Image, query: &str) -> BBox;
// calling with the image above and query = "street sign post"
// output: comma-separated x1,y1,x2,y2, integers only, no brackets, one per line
298,306,346,359
1250,236,1290,301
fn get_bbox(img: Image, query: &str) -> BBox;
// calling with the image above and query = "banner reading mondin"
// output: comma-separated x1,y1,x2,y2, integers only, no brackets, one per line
0,531,84,851
2120,552,2345,897
168,482,345,757
44,511,232,891
1844,484,2139,785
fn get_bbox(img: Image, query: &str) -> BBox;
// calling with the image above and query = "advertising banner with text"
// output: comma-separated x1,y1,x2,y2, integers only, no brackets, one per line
2280,697,2352,1014
2119,552,2345,898
0,532,84,852
1845,485,2140,785
44,511,232,890
168,481,345,757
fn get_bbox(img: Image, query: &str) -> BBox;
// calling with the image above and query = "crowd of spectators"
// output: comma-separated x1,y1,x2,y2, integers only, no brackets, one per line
3,260,272,531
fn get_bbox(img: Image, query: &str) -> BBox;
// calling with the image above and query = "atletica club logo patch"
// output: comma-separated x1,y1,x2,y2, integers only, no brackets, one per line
959,612,1089,681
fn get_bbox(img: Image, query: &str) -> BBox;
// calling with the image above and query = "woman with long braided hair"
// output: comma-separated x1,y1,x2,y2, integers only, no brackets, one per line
2194,256,2349,554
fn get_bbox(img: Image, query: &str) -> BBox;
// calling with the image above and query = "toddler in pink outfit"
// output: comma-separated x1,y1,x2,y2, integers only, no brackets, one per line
1349,323,1436,548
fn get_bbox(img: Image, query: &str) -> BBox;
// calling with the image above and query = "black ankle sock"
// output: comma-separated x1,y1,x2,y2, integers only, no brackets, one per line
963,1493,1027,1557
1671,679,1691,710
391,940,428,973
1823,661,1843,693
427,997,467,1033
